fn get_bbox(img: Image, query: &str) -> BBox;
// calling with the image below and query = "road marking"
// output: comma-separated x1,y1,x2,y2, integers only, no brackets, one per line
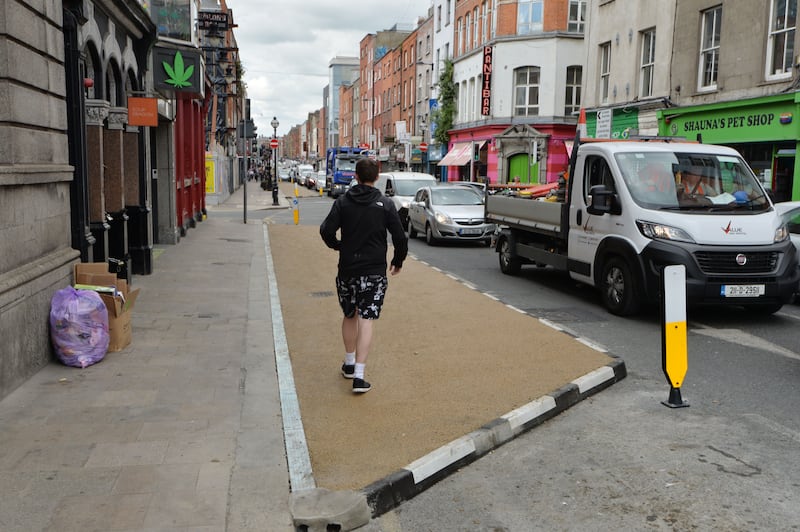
693,323,800,361
576,337,608,353
743,413,800,443
262,224,315,492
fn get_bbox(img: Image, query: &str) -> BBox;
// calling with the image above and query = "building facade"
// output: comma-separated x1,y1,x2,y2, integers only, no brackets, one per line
441,0,586,184
327,56,359,149
584,0,800,202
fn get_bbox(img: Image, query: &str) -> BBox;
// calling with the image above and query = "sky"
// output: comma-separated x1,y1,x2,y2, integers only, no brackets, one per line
229,0,434,137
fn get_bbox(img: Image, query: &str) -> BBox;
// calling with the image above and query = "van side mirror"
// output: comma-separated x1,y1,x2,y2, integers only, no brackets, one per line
587,185,620,215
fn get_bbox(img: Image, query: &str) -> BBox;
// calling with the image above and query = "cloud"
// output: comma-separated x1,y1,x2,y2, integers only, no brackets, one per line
229,0,432,136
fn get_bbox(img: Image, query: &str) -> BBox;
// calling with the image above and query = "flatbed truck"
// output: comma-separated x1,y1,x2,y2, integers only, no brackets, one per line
485,136,799,315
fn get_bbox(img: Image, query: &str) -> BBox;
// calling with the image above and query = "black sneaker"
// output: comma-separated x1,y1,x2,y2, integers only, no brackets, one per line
341,364,355,379
352,378,371,393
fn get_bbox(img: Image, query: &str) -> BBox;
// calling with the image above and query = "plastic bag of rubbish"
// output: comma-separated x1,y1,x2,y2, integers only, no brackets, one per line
49,286,110,368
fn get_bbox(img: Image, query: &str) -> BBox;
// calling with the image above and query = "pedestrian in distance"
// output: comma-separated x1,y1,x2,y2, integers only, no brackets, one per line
319,158,408,393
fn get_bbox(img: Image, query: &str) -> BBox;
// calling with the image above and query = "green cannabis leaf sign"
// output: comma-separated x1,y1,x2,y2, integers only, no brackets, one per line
162,51,194,88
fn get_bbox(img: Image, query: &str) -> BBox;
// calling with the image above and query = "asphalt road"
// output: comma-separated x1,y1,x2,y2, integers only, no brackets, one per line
267,192,800,531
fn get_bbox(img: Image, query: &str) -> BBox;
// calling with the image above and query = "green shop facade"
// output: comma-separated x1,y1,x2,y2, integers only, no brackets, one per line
657,93,800,203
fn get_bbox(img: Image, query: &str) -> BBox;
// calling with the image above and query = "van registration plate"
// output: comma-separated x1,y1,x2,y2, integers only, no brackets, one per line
721,284,765,297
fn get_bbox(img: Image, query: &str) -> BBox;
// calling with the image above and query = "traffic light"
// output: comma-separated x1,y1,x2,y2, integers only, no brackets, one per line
473,142,481,161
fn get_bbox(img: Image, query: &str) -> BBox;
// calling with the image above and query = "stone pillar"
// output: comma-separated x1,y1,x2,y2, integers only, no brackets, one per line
85,99,110,261
105,106,130,281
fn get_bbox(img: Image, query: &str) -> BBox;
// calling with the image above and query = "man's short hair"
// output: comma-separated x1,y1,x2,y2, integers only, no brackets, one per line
356,158,379,183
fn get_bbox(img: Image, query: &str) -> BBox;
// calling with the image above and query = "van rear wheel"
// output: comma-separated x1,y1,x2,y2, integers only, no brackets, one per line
599,256,640,316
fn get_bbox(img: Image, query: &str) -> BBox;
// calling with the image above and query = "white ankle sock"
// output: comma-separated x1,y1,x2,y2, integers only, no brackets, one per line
344,352,356,365
354,363,365,380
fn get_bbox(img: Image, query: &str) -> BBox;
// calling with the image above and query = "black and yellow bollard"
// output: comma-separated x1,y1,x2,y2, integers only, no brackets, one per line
661,265,689,408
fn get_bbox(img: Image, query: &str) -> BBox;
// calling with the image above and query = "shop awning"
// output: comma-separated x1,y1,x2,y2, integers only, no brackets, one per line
438,142,472,166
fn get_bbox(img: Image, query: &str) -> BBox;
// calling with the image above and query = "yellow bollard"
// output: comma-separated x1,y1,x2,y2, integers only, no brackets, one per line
292,197,299,225
319,186,323,197
294,183,299,197
661,264,689,408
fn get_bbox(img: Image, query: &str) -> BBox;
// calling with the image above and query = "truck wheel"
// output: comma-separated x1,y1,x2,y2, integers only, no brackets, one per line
498,238,522,275
425,224,438,246
599,256,640,316
408,222,418,239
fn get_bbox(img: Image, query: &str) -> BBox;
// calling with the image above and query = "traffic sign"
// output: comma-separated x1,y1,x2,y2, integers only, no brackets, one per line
270,138,279,149
419,142,428,152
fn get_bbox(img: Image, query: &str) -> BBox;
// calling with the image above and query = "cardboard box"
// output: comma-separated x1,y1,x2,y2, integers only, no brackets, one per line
73,262,118,287
73,263,140,352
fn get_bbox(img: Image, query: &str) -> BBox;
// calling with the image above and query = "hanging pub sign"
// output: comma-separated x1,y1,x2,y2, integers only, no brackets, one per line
127,97,158,127
198,10,230,31
153,46,202,95
481,46,493,116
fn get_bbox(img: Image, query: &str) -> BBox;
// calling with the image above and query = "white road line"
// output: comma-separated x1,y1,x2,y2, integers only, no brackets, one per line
743,413,800,443
262,224,316,492
693,323,800,362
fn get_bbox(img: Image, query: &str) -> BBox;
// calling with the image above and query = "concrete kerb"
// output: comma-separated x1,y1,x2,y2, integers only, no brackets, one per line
261,210,628,528
361,358,627,518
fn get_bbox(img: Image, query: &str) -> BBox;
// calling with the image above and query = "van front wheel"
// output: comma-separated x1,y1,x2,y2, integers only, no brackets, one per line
599,256,640,316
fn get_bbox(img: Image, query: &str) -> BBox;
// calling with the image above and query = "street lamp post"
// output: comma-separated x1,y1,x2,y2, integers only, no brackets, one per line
271,116,279,205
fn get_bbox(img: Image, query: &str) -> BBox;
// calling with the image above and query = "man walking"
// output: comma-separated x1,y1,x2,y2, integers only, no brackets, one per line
320,158,408,393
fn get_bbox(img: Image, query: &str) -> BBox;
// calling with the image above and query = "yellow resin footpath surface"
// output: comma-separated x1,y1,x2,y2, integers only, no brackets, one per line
269,224,614,491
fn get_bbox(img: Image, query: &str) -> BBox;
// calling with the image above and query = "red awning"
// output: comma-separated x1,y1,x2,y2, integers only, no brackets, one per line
437,142,472,166
437,141,487,166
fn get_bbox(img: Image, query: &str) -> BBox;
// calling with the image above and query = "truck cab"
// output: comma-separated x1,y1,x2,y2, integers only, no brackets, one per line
326,147,365,198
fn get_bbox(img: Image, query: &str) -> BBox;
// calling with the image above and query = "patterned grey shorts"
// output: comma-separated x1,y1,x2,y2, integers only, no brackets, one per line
335,274,388,319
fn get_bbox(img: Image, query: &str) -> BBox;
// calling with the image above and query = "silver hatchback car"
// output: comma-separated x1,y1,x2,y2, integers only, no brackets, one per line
407,185,495,246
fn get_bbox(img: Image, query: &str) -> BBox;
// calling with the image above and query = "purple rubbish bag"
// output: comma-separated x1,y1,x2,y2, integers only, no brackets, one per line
49,286,110,368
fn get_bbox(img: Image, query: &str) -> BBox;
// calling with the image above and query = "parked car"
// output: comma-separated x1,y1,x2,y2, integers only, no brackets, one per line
408,185,495,246
451,180,487,195
315,170,327,193
775,201,800,301
375,172,438,229
296,164,313,186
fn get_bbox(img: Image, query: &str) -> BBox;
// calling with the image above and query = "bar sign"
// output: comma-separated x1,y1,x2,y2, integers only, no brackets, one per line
481,46,493,116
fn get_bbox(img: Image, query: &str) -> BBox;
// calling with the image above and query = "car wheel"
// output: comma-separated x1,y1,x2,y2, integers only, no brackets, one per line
408,221,418,238
599,256,640,316
425,224,438,246
498,237,521,275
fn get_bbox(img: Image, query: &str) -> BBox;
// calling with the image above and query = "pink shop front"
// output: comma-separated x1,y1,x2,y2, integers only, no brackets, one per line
441,123,576,184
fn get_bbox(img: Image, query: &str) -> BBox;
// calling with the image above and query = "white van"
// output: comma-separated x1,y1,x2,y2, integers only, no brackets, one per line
376,172,438,228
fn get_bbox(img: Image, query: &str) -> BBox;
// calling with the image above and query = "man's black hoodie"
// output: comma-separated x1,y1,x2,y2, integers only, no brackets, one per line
320,183,408,279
